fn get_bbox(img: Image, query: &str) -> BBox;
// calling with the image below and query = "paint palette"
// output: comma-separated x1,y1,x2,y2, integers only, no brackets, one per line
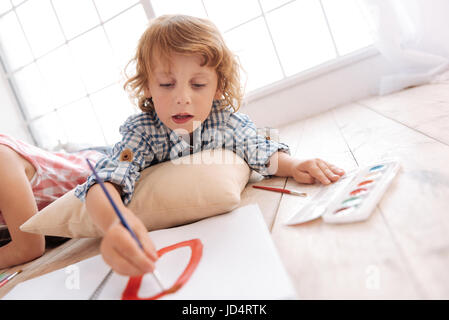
285,159,400,225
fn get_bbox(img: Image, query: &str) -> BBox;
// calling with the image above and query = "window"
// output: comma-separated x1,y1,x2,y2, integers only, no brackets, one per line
0,0,146,150
0,0,373,150
151,0,373,91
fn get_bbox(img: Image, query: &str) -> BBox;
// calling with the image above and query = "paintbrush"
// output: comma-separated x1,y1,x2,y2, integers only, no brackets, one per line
86,158,164,292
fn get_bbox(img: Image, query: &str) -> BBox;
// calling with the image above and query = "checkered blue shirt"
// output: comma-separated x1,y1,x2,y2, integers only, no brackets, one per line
75,103,290,205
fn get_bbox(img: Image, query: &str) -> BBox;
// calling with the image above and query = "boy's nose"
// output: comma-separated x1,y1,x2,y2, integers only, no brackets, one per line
176,98,191,105
175,87,192,105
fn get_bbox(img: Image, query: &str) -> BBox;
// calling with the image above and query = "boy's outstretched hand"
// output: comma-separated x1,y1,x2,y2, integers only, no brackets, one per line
100,207,158,277
291,158,345,185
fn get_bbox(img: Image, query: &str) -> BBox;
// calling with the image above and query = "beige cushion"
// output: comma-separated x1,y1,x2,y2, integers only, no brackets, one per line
20,149,250,238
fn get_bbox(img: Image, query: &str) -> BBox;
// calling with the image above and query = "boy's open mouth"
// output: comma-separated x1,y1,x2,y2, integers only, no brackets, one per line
172,113,194,124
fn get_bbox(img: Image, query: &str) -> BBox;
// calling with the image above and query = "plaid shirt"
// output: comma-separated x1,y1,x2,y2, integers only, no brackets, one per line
75,104,290,205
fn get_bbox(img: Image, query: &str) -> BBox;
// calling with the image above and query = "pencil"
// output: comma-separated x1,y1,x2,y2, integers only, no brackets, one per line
0,270,22,288
86,158,165,291
252,185,307,197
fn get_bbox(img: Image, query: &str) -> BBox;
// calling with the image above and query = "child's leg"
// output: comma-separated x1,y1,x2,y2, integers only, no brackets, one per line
0,145,45,268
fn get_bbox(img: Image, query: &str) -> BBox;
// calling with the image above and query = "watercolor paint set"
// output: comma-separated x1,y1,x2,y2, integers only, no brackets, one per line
285,159,400,225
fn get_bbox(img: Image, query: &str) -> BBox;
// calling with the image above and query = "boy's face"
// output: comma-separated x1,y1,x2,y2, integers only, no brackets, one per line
146,53,221,134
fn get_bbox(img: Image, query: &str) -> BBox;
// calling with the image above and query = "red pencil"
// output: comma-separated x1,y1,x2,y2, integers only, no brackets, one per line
252,185,307,197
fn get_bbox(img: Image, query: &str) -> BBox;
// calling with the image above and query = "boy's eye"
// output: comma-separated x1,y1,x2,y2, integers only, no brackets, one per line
192,84,206,88
160,83,174,87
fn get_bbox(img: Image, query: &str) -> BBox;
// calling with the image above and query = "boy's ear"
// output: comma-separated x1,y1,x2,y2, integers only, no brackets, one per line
143,85,151,98
214,88,223,100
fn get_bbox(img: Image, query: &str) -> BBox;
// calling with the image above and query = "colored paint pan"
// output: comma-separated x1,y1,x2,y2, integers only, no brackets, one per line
358,180,375,187
350,188,368,196
316,159,401,224
342,196,363,206
369,165,385,172
334,206,356,215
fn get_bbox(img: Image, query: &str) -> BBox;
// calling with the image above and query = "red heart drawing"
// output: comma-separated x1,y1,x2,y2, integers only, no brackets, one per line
122,238,203,300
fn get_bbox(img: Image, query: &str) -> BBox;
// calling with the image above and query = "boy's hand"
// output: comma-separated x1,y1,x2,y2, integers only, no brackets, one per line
291,158,345,185
100,207,158,276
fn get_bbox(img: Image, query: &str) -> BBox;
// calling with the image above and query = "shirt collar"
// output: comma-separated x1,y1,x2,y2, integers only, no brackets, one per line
156,101,230,152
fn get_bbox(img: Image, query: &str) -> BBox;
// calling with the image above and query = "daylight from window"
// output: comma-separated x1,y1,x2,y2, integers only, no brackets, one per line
0,0,373,150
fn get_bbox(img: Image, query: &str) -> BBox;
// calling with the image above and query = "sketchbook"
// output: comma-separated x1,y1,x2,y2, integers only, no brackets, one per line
2,204,297,300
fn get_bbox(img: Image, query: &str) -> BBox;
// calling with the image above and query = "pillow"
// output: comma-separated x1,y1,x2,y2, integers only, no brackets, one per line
20,149,250,238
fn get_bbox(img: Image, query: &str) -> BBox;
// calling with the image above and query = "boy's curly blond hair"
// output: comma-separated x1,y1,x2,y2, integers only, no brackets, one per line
123,14,244,113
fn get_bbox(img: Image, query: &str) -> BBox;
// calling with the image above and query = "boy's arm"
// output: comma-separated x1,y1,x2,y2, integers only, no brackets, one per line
268,151,297,177
227,113,344,184
84,182,158,276
85,182,124,233
75,114,155,207
270,151,345,185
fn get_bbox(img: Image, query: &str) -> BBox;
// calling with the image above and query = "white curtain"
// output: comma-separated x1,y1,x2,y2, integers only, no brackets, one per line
360,0,449,95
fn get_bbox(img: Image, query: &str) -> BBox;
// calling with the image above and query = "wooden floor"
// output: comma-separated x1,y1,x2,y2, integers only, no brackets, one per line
1,72,449,299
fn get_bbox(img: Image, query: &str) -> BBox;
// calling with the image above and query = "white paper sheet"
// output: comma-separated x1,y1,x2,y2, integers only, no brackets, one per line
3,204,297,300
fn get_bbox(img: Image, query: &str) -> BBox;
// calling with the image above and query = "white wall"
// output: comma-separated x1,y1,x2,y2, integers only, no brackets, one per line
0,68,33,143
241,48,394,128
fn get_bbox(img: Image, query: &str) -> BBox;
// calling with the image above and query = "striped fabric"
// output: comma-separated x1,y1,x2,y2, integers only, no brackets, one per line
75,103,290,205
0,134,104,229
